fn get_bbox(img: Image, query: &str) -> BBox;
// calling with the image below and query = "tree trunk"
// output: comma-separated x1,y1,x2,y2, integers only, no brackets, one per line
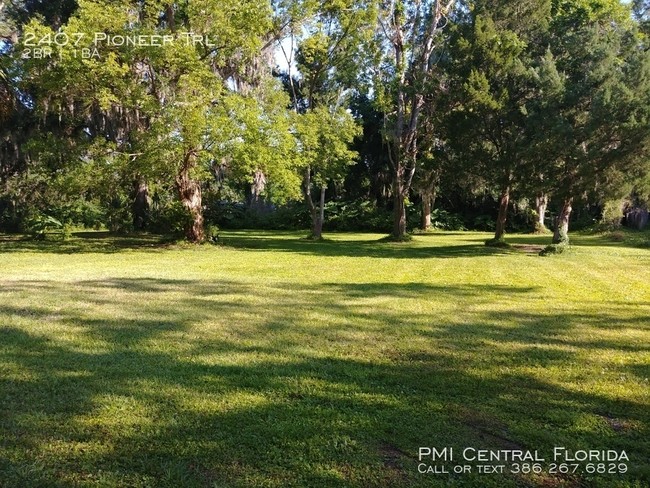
421,197,432,231
310,210,322,239
132,178,150,230
248,170,267,212
493,186,510,241
420,189,436,231
553,197,573,244
318,185,326,234
535,192,548,230
308,186,326,240
393,190,407,238
176,152,204,243
302,166,322,239
165,4,176,32
384,1,454,240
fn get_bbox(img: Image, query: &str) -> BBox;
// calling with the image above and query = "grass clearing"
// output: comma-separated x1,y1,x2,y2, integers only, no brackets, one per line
0,230,649,487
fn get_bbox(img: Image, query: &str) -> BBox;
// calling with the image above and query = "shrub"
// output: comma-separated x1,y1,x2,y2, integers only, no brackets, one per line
55,200,106,230
599,200,624,231
325,200,392,232
473,215,496,231
379,233,414,242
533,221,551,234
484,237,510,248
540,232,570,256
149,201,192,236
204,200,311,231
205,223,220,243
555,228,570,245
429,209,466,231
25,214,64,239
607,231,625,242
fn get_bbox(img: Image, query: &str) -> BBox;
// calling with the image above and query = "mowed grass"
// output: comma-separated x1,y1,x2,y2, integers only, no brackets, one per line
0,230,648,488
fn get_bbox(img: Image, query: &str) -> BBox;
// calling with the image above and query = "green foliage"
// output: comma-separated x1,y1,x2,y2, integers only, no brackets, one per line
205,198,444,234
428,209,467,231
539,241,570,255
535,0,650,218
3,0,650,243
445,7,541,237
533,221,551,234
323,199,392,232
607,231,626,242
551,0,633,27
105,195,133,234
149,201,194,237
205,223,220,243
218,84,302,204
205,200,311,231
12,0,286,241
474,214,497,232
484,237,511,248
556,227,570,245
294,0,378,108
295,106,361,186
25,213,64,239
379,232,414,242
599,200,625,231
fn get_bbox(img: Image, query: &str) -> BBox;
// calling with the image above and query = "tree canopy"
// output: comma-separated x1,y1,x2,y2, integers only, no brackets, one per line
1,0,649,242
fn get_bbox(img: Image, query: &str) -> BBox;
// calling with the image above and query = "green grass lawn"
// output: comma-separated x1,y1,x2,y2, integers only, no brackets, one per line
0,230,648,487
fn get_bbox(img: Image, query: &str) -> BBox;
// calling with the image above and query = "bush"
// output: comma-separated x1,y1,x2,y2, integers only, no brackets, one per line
429,209,466,231
205,198,468,234
570,213,598,231
0,197,26,232
204,200,311,231
380,233,413,242
540,231,569,256
484,237,510,248
25,213,64,239
599,200,624,231
52,200,106,230
268,204,312,230
205,201,248,229
149,201,193,236
555,228,570,245
205,223,220,243
607,231,625,242
539,241,570,256
473,215,496,232
325,200,392,232
104,194,133,233
533,221,550,234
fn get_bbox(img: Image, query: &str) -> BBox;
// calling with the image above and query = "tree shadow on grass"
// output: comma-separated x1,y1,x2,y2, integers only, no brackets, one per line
0,230,514,259
221,233,515,260
0,278,648,487
0,232,177,254
482,230,650,251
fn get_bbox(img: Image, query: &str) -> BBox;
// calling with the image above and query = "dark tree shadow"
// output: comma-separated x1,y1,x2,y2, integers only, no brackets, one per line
0,279,648,487
0,232,177,254
220,233,515,259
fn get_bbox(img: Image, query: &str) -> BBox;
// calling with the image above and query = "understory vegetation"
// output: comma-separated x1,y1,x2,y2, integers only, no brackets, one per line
2,0,650,243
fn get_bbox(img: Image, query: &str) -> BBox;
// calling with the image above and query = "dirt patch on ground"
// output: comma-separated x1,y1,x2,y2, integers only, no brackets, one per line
378,441,408,468
456,408,585,488
512,244,545,254
377,441,409,483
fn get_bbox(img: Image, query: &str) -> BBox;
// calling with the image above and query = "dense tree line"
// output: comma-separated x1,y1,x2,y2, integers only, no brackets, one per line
1,0,649,243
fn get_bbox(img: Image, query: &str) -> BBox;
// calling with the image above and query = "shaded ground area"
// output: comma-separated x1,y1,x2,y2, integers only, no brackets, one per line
0,232,175,254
